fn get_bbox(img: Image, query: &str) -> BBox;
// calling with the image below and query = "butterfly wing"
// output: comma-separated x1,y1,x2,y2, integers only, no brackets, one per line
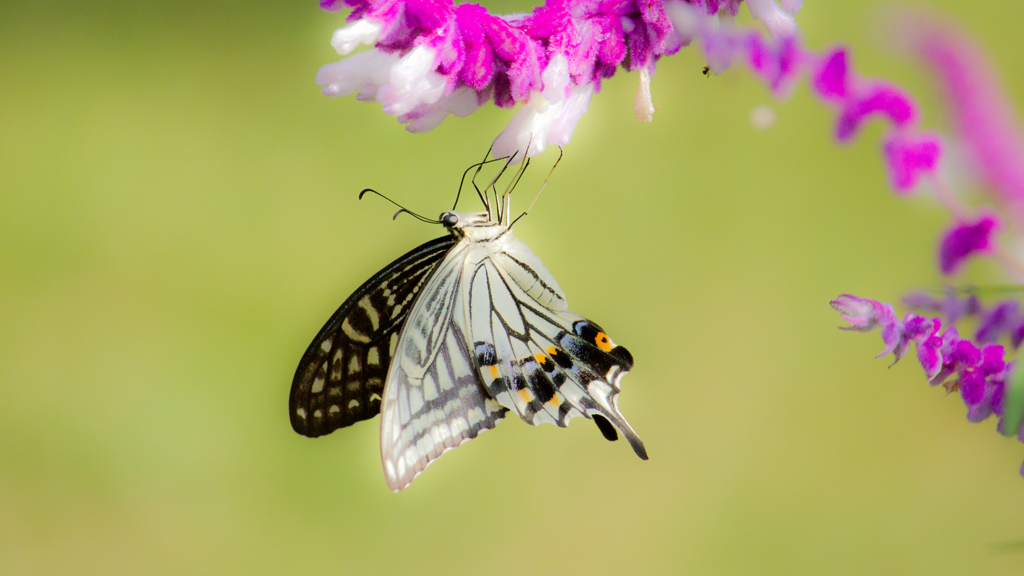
379,244,508,492
290,235,457,437
467,237,648,459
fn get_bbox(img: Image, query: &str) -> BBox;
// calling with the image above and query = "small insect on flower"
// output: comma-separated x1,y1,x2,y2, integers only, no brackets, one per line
289,152,647,492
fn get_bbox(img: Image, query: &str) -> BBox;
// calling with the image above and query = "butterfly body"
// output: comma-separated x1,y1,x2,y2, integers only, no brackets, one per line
291,209,646,491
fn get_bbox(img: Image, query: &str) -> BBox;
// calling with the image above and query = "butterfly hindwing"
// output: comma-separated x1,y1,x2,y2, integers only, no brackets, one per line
469,241,648,460
379,249,508,492
290,235,457,437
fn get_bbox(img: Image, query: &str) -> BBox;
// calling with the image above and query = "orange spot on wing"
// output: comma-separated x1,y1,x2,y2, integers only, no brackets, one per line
595,331,613,352
518,388,534,403
487,365,499,379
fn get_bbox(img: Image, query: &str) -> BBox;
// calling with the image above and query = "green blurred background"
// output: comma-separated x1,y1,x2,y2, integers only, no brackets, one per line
3,0,1024,574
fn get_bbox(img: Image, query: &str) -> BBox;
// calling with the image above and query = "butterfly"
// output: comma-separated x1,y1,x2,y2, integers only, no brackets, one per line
289,156,647,491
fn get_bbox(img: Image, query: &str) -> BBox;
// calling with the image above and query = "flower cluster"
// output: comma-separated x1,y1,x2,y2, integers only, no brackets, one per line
904,290,1024,349
316,0,802,157
832,295,1024,470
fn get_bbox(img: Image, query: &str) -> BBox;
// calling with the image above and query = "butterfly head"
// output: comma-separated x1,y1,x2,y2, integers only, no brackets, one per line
439,211,505,241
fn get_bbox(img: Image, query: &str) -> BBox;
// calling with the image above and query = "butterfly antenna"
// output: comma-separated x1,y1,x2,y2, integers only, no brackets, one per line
359,188,439,224
460,149,509,215
501,155,530,225
481,153,517,221
499,135,534,225
510,147,562,229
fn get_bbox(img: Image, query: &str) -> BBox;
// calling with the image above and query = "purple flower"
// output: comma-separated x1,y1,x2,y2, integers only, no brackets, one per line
830,294,1010,391
828,12,1024,480
746,0,801,38
937,214,999,275
830,294,898,336
315,0,807,157
832,295,1024,475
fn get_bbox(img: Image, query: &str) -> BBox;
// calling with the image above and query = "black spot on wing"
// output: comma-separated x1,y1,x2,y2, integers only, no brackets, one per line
548,347,574,370
593,414,619,441
526,365,557,404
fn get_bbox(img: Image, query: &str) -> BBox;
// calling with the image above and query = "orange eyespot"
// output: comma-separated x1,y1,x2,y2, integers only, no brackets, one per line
595,331,613,352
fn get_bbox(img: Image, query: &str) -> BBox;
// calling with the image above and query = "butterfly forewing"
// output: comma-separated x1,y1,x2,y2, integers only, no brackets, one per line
290,235,457,437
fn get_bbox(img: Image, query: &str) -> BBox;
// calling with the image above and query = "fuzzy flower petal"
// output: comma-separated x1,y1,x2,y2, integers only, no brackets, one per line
938,214,999,275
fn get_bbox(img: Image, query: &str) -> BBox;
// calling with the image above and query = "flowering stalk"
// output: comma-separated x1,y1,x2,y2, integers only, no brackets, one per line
832,295,1024,473
827,10,1024,477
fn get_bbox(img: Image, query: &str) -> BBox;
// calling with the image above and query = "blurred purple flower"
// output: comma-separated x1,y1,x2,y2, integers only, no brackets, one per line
896,12,1024,224
807,47,941,198
832,294,1024,473
902,290,980,325
976,300,1019,344
938,214,999,275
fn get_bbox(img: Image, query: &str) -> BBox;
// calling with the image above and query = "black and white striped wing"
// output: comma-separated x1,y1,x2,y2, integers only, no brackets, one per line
467,247,648,460
379,246,508,492
290,235,457,437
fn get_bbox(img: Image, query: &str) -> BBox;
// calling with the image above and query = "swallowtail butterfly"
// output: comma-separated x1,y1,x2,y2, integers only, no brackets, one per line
290,160,647,491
